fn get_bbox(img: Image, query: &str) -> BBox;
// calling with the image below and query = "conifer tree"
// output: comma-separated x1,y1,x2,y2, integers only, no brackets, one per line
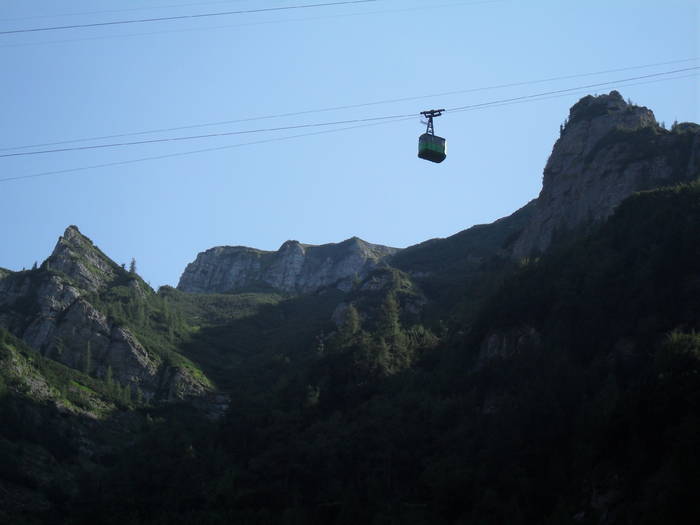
135,387,144,405
124,385,132,404
341,304,361,341
84,341,92,376
377,293,400,340
106,366,113,388
114,382,122,402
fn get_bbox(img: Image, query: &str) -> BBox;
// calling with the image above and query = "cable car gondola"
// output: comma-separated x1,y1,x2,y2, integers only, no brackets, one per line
418,109,446,163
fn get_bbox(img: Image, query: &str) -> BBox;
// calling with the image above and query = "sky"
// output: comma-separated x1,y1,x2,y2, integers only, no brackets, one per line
0,0,698,288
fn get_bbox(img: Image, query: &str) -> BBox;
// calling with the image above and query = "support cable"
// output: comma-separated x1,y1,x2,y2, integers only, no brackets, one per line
0,0,261,23
0,116,416,183
1,58,696,154
0,1,504,49
2,66,697,159
446,66,700,113
0,70,696,184
0,0,380,35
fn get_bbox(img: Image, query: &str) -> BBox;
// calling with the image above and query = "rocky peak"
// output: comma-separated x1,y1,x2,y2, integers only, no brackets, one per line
341,236,366,250
549,91,659,182
279,240,306,255
567,90,655,126
47,226,119,292
512,91,698,258
62,224,83,240
178,237,400,294
53,225,94,255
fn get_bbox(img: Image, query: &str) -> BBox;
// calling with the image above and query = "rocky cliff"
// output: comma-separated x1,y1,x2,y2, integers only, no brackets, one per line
0,226,210,401
512,91,700,258
178,237,399,294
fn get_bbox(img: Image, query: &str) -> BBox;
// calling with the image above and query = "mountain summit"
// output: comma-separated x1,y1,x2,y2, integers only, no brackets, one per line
47,225,121,291
512,90,700,257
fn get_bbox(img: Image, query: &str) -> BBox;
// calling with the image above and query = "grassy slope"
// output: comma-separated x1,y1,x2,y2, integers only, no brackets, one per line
158,286,284,328
170,288,344,393
391,199,536,274
0,327,127,416
389,199,537,327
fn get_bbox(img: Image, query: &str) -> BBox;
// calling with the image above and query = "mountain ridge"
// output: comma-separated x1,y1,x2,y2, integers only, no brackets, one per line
177,235,400,294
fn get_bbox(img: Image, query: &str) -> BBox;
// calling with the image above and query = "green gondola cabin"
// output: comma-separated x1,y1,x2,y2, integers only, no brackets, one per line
418,108,447,163
418,133,447,163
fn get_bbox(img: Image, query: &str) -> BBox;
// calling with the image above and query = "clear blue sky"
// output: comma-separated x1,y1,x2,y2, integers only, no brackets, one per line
1,0,698,287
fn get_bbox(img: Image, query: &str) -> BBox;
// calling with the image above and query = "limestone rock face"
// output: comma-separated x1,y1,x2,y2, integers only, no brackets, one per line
512,91,700,258
178,237,399,294
33,298,164,400
0,226,209,402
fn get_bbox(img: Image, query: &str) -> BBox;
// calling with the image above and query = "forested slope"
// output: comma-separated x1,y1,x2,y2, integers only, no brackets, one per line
61,182,700,525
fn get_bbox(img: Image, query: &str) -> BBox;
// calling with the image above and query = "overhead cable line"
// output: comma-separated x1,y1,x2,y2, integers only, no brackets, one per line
0,0,380,35
0,115,416,158
2,66,697,159
0,117,416,183
0,0,258,22
1,57,695,154
0,0,503,48
446,66,700,113
0,72,695,184
451,72,699,115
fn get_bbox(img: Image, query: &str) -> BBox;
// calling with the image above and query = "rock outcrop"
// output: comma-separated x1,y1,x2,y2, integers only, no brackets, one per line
48,225,120,291
0,226,210,401
512,91,700,258
178,236,399,294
